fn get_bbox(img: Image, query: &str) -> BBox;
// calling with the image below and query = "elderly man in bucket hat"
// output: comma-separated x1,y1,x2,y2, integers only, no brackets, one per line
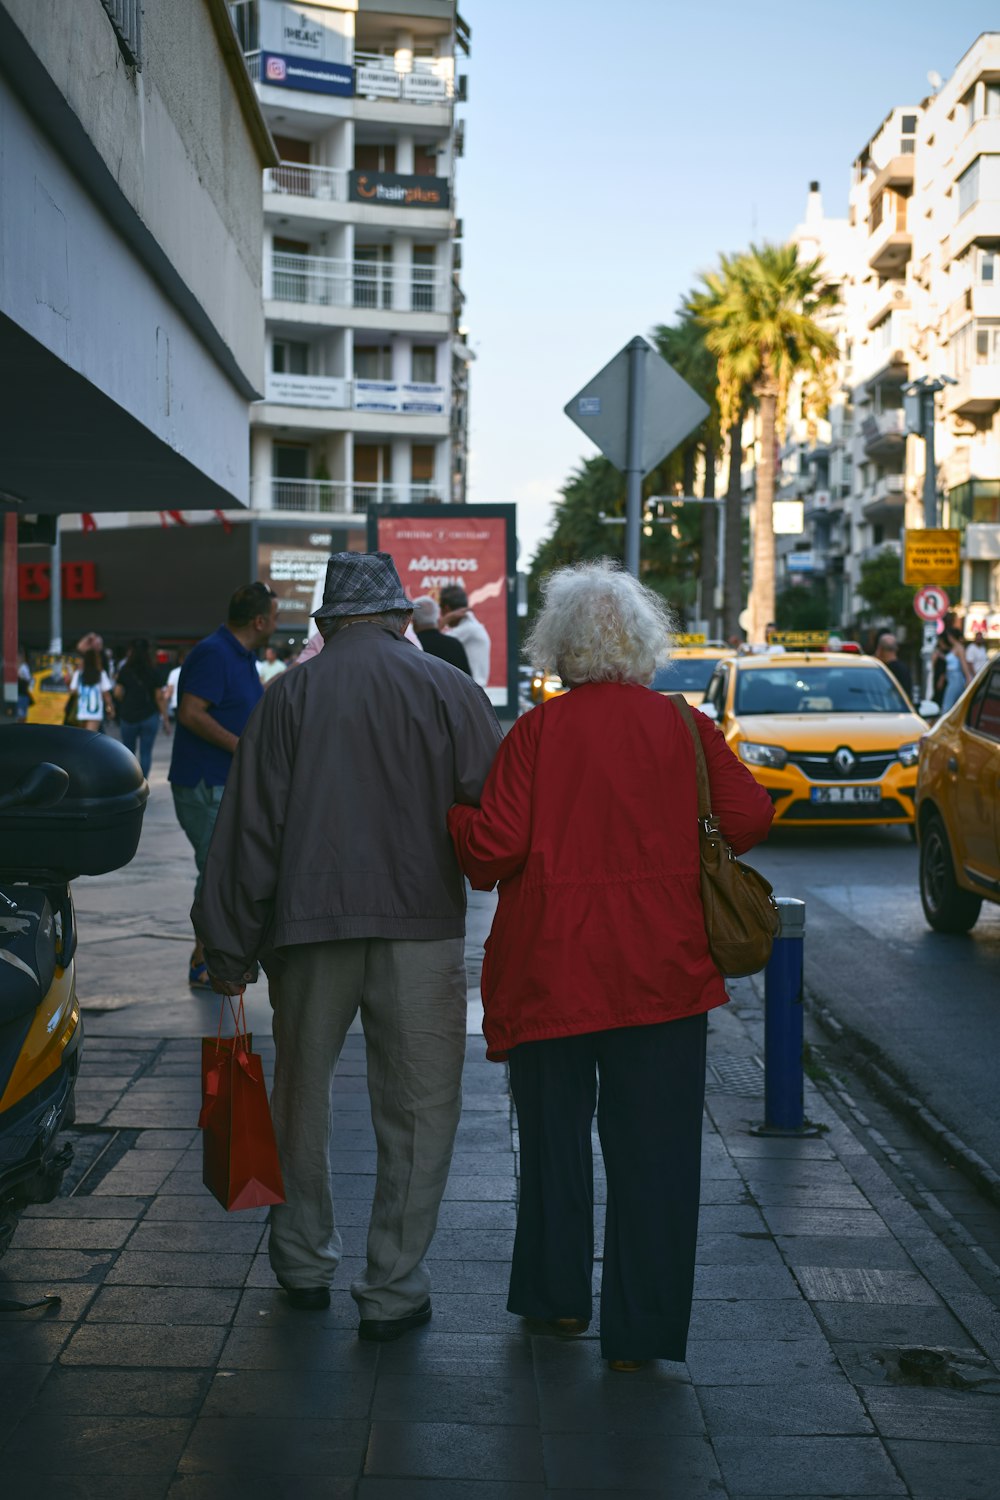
194,553,502,1339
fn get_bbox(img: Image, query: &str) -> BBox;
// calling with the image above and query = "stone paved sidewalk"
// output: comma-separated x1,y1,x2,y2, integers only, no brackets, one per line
1,746,998,1496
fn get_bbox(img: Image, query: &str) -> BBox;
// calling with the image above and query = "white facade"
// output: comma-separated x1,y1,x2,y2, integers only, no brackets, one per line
776,33,1000,636
235,0,470,526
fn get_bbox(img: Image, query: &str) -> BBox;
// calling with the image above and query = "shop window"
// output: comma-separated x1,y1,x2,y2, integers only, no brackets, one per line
411,345,437,384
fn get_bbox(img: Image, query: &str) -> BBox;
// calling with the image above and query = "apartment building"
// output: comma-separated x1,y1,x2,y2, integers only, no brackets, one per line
230,0,470,631
776,33,1000,638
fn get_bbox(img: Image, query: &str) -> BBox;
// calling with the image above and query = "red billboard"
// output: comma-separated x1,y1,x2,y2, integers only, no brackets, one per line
369,505,517,711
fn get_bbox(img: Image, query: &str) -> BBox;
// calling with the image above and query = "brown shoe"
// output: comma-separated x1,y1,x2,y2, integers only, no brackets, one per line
540,1316,590,1337
607,1359,646,1372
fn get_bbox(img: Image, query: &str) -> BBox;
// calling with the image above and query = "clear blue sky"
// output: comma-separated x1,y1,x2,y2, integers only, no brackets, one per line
457,0,993,562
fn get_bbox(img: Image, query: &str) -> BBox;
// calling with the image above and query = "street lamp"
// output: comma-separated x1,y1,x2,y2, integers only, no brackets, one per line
903,376,957,527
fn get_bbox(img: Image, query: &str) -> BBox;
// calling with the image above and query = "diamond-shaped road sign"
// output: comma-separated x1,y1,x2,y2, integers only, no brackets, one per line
565,337,710,475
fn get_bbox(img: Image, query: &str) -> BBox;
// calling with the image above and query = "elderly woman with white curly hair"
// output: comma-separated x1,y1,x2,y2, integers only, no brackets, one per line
448,561,773,1371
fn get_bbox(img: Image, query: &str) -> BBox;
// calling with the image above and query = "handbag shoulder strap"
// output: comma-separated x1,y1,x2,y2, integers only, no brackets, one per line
669,693,714,825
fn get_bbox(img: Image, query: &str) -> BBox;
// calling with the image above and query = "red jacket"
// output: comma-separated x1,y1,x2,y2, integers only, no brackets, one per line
448,684,774,1061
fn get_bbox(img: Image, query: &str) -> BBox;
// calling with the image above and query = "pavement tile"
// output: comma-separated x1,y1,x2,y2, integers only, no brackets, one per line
0,1364,49,1445
237,1286,360,1329
125,1221,265,1254
364,1420,543,1482
712,1435,907,1495
420,1294,519,1333
811,1300,972,1347
371,1372,538,1425
699,1179,757,1205
0,1322,71,1367
374,1332,535,1377
0,1248,116,1283
24,1367,209,1416
0,1282,98,1321
763,1207,897,1238
725,1136,836,1160
133,1131,199,1150
696,1204,768,1234
414,1230,515,1261
541,1431,722,1493
421,1259,511,1293
688,1298,820,1341
693,1263,803,1300
429,1202,517,1230
1,1414,192,1475
178,1416,368,1477
441,1175,516,1201
793,1266,942,1304
692,1232,786,1266
218,1324,377,1372
865,1388,1000,1443
775,1236,916,1270
86,1285,241,1324
9,1218,136,1251
202,1367,375,1419
696,1381,875,1436
683,1336,845,1386
537,1370,704,1433
106,1251,254,1287
739,1159,855,1186
3,1480,172,1500
144,1196,267,1224
60,1323,228,1368
91,1168,176,1195
169,1480,355,1500
21,1196,148,1219
748,1183,873,1209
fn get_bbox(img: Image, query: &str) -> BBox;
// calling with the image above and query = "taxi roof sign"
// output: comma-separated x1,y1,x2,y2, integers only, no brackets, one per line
767,630,830,648
903,528,961,588
672,633,707,646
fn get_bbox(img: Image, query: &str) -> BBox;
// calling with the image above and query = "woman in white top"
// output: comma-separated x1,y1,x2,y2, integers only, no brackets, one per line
69,648,113,732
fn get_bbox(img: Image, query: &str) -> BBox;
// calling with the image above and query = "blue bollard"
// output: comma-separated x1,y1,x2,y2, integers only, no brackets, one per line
755,897,820,1137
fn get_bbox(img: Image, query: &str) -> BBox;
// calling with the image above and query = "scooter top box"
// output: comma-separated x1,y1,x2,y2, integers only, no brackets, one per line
0,725,149,880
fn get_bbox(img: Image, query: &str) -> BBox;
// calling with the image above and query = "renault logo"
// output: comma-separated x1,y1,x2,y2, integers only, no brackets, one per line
834,747,856,774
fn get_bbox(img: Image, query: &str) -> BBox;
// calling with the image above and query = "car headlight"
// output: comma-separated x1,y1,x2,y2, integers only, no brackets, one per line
897,741,921,768
738,742,788,769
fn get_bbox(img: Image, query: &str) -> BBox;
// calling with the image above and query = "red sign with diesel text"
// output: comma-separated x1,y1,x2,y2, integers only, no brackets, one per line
375,513,510,705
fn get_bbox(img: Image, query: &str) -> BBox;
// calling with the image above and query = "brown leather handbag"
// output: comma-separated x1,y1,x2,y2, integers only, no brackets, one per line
671,695,780,977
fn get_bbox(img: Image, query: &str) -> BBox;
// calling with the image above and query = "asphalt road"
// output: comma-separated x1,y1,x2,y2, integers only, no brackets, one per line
750,824,1000,1176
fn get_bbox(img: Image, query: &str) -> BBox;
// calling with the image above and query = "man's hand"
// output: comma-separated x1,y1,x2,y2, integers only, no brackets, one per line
210,975,245,996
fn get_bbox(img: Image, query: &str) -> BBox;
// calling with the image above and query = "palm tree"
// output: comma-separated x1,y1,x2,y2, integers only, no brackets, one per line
696,244,839,641
652,313,722,637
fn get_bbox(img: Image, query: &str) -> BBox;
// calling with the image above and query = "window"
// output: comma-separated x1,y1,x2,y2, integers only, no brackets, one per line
411,345,437,384
958,158,981,216
412,246,437,311
980,248,997,283
354,443,391,486
273,340,309,375
414,145,438,176
958,154,1000,216
272,444,310,480
354,245,392,309
988,83,1000,118
873,314,892,352
355,143,397,173
901,114,918,136
966,667,1000,742
273,135,311,165
230,0,258,54
354,344,392,380
411,445,436,483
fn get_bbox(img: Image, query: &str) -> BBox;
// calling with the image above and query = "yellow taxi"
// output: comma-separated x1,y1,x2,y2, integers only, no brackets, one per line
916,657,1000,931
699,650,930,828
26,656,78,726
529,638,733,707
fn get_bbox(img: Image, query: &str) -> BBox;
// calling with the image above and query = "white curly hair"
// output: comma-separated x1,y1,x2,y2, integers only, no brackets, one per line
525,560,675,687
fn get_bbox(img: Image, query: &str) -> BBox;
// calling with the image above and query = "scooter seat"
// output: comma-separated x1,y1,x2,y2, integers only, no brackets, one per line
0,886,57,1022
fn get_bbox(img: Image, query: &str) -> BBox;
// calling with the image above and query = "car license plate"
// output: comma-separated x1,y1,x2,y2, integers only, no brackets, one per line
810,786,881,804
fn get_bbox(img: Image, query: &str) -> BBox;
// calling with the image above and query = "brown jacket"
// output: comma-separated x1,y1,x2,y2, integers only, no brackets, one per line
194,622,503,983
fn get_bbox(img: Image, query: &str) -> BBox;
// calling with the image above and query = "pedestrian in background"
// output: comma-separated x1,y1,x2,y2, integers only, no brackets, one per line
965,631,989,677
195,553,502,1337
68,648,113,733
411,595,472,675
449,560,774,1372
873,631,914,702
936,628,973,712
169,582,277,990
114,638,170,778
257,644,286,687
15,646,32,721
439,584,491,689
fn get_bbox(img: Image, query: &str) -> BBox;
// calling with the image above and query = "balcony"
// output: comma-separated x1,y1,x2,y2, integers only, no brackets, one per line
267,253,448,314
862,539,902,564
867,155,915,202
861,408,907,458
265,373,349,409
264,163,347,202
354,52,454,104
944,365,1000,418
866,282,909,331
867,205,912,275
252,479,444,515
862,473,906,521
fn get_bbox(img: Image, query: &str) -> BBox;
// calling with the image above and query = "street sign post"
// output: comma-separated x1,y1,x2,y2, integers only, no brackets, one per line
565,337,710,577
903,529,961,588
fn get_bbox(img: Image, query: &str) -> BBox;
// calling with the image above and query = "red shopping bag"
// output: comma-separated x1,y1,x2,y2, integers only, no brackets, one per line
199,993,286,1212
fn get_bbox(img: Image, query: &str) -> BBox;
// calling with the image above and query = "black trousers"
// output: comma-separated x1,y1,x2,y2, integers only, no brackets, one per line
507,1012,707,1362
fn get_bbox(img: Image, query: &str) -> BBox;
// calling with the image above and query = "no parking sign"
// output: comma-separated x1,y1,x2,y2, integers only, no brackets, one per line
912,585,950,623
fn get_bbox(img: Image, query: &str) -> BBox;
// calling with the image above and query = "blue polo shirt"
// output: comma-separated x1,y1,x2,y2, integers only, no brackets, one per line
168,626,264,788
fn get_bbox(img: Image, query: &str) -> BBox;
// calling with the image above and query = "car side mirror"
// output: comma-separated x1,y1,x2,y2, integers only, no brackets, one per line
919,699,940,722
699,702,719,722
0,761,70,813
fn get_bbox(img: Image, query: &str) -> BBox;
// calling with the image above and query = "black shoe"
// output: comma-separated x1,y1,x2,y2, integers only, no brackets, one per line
358,1299,432,1343
282,1286,330,1311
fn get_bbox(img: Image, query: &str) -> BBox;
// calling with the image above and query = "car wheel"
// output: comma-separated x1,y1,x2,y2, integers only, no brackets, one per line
919,814,982,933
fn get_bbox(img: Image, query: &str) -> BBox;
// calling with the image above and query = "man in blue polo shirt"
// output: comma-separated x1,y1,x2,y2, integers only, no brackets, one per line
169,581,277,989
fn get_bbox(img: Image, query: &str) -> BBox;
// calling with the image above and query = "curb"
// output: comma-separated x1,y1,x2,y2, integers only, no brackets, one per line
811,998,1000,1214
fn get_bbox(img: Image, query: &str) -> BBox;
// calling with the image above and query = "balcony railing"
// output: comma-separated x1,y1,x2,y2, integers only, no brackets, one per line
254,479,444,514
264,163,348,201
245,50,261,81
354,51,454,103
268,252,448,313
861,408,906,454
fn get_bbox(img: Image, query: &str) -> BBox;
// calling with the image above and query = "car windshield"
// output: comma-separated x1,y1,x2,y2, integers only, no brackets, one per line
651,659,724,694
735,665,908,715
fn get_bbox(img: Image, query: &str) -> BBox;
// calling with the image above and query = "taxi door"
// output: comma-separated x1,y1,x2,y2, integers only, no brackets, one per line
954,664,1000,883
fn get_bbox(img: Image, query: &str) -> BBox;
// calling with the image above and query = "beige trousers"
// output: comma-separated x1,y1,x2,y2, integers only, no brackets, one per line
266,936,467,1319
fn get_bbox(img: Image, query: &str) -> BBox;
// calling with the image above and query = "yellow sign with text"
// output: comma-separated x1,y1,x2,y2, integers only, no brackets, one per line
672,633,707,646
768,630,830,648
903,529,961,587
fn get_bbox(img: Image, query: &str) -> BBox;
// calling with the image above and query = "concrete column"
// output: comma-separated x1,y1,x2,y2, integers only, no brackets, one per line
396,134,415,174
391,436,410,497
392,335,409,386
391,235,410,312
250,428,274,510
394,30,414,69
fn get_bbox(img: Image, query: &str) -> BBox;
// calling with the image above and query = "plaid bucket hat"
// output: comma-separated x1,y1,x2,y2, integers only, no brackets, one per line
311,552,414,621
